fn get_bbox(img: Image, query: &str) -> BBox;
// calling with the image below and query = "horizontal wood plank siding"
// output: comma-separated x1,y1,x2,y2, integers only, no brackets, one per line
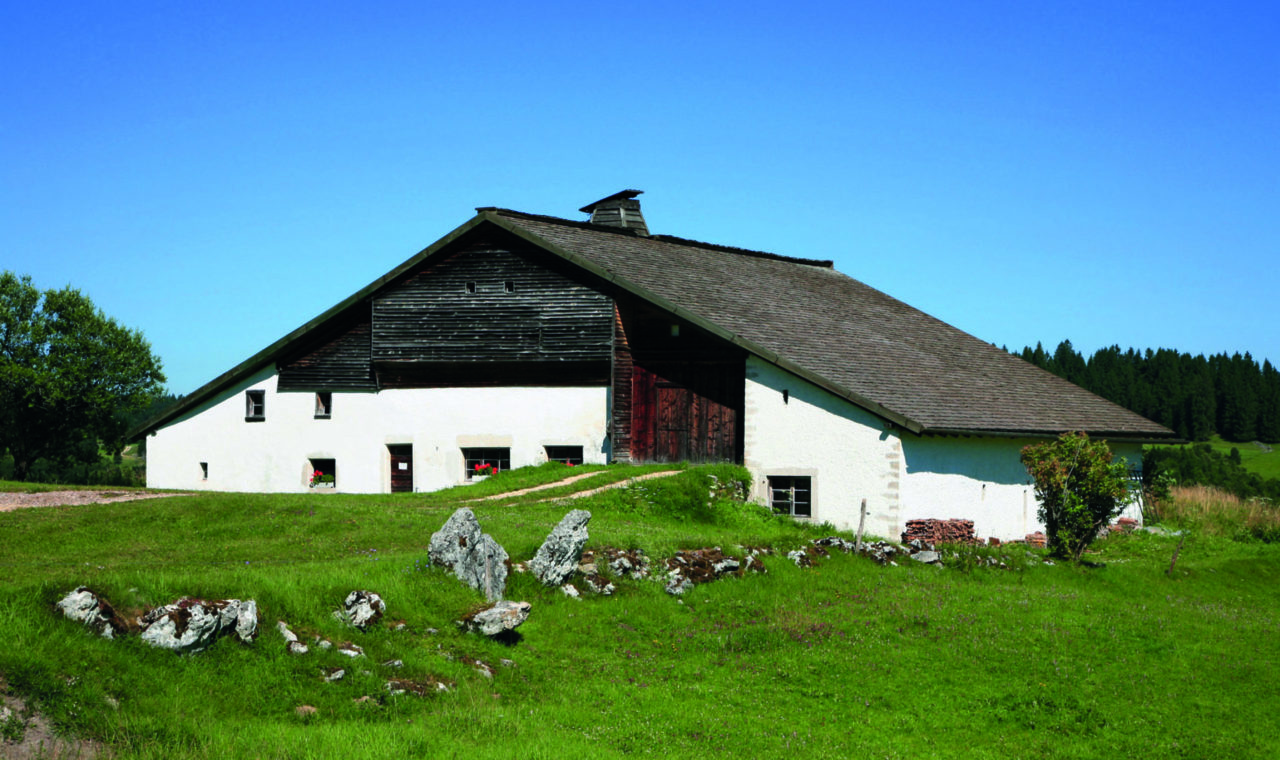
377,361,609,388
372,245,612,364
277,312,376,391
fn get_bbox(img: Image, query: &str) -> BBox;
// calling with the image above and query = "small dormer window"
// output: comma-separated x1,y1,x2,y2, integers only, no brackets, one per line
504,281,514,293
245,390,265,421
465,282,477,294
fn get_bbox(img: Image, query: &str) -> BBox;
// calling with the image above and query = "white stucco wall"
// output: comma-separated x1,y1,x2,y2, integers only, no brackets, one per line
743,356,1145,541
898,435,1040,540
147,366,609,493
743,357,905,540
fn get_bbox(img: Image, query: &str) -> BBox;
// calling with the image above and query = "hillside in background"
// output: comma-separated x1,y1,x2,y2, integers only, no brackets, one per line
1015,341,1280,444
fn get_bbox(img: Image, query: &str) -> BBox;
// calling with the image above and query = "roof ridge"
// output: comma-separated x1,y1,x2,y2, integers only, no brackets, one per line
482,208,834,268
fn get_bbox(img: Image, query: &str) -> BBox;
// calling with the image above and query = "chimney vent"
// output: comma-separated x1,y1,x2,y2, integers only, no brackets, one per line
580,189,648,235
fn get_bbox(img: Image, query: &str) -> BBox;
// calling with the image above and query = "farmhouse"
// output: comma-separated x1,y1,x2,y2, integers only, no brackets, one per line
135,190,1174,541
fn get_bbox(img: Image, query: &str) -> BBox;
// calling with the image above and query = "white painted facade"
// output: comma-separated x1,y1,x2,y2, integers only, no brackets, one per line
146,365,609,493
743,357,1144,542
149,355,1143,541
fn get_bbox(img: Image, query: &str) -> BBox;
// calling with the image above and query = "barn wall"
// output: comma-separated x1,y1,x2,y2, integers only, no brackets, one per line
900,437,1147,538
743,357,904,538
146,367,608,493
743,357,1144,541
898,435,1040,540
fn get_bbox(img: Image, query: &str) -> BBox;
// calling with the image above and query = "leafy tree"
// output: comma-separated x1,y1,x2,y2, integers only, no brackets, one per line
0,272,165,481
1021,432,1133,562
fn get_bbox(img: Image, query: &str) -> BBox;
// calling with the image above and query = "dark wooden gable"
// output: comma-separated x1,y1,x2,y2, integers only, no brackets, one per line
277,308,376,391
370,232,613,385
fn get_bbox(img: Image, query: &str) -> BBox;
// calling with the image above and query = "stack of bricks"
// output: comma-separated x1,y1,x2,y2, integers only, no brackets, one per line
900,518,976,545
1025,531,1047,548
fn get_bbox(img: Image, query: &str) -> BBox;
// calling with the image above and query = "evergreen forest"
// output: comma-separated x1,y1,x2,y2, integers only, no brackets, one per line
1014,341,1280,443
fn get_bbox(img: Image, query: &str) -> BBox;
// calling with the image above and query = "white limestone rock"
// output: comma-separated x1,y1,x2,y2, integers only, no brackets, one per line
55,587,126,639
530,510,592,586
138,598,257,653
341,590,386,629
428,508,509,601
458,600,531,637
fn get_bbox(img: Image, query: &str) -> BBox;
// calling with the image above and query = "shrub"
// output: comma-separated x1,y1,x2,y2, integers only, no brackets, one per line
1021,432,1132,562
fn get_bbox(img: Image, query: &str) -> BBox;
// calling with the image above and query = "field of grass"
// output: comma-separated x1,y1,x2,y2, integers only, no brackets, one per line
2,463,1279,758
1150,435,1280,480
1204,436,1280,480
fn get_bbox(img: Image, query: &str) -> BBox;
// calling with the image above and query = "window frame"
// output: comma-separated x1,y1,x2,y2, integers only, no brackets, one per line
245,390,266,421
768,475,813,518
544,445,584,465
462,447,510,480
309,458,336,489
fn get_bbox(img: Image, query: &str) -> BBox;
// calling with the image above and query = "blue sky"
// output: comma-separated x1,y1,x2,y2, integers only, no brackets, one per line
3,1,1276,395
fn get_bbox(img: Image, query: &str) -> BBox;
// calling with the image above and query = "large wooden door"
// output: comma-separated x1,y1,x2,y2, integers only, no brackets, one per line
632,361,742,463
388,445,413,493
655,383,689,461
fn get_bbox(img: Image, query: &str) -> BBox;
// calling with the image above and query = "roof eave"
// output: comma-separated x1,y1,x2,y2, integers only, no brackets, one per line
917,426,1180,444
128,213,493,439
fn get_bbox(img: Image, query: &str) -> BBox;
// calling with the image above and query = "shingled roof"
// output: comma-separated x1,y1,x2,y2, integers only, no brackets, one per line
480,207,1173,439
133,198,1174,441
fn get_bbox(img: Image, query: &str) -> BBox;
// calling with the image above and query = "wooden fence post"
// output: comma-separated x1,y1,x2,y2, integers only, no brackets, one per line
855,498,868,552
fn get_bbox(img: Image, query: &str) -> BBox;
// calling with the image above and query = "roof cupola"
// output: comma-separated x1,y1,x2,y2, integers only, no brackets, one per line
579,189,648,235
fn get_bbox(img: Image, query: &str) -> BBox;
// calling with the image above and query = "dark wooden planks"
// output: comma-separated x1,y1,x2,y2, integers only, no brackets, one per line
377,360,609,388
631,360,744,463
277,311,376,391
371,244,612,364
610,303,635,462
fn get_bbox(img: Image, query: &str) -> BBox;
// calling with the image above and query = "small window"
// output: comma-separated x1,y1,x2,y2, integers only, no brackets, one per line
545,445,583,466
465,281,477,294
245,390,265,421
463,447,510,479
309,458,336,489
769,476,812,518
315,392,332,418
200,462,208,480
503,280,514,293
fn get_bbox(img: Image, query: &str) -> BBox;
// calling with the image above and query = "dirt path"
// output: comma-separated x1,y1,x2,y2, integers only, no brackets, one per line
1,679,106,759
466,471,608,501
541,470,682,501
0,490,186,512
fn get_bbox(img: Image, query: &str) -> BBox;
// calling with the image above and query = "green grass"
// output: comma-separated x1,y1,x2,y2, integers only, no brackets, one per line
2,466,1278,758
1150,435,1280,480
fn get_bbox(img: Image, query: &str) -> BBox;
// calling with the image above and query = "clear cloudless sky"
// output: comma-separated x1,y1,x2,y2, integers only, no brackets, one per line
2,1,1276,395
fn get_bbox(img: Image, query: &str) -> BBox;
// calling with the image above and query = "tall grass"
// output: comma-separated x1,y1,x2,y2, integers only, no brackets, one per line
1155,485,1280,541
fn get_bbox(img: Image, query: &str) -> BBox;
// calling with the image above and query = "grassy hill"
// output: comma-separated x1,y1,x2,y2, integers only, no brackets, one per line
2,464,1278,758
1148,435,1280,481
